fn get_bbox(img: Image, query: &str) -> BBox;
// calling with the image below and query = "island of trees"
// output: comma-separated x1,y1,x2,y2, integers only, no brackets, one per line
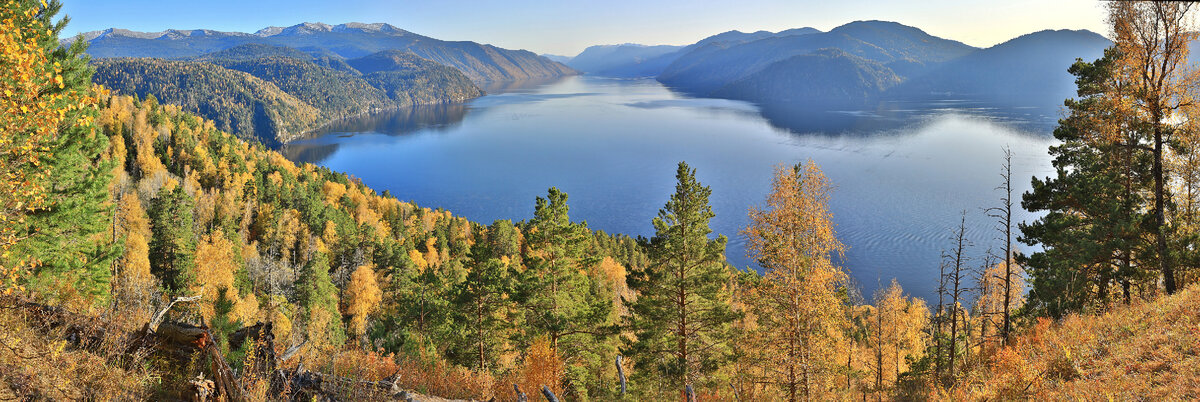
0,0,1197,400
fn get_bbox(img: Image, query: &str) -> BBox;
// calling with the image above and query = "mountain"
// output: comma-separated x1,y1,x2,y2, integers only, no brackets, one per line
92,45,483,144
711,48,902,104
91,58,322,145
566,44,683,77
75,22,577,83
194,43,316,61
569,28,822,78
540,54,573,64
658,21,975,99
892,29,1113,106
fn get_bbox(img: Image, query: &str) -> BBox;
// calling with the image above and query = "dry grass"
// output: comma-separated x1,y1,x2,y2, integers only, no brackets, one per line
953,284,1200,399
0,299,158,400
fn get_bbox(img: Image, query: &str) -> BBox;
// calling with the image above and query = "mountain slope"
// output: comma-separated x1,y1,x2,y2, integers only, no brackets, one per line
711,48,902,104
76,22,577,83
91,58,321,145
93,48,483,144
892,29,1112,106
566,44,683,77
658,21,974,96
572,28,822,78
955,284,1200,399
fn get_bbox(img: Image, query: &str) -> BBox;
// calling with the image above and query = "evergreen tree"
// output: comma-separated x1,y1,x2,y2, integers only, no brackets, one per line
449,256,514,371
148,186,197,295
624,162,737,392
1020,49,1154,317
514,187,613,397
210,286,243,357
297,253,346,351
17,0,117,305
515,188,612,347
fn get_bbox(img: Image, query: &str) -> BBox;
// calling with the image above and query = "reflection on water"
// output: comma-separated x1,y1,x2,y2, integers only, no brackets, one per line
757,99,1062,137
281,103,469,162
281,76,1060,301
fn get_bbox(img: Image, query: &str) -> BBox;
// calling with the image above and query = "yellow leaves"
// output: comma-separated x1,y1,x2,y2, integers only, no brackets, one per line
344,264,381,338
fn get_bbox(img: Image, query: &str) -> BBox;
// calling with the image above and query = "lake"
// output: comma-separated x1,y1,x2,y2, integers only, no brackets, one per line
280,76,1060,301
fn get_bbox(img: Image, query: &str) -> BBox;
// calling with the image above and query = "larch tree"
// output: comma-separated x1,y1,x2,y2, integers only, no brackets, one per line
743,161,848,401
344,264,382,342
113,194,155,318
866,280,929,397
625,162,738,393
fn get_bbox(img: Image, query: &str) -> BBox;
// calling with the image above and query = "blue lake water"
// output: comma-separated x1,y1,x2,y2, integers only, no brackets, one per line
281,76,1059,301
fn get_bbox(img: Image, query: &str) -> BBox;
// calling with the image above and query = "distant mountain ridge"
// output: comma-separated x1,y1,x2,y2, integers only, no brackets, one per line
74,22,577,84
638,21,1112,107
92,44,483,144
565,27,822,78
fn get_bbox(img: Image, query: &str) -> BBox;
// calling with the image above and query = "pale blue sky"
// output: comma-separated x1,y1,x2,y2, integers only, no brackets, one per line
62,0,1108,56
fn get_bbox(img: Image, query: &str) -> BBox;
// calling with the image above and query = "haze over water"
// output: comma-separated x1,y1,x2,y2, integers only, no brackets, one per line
282,76,1058,300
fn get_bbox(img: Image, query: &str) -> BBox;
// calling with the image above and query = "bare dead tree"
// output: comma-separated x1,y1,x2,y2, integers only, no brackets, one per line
985,147,1017,346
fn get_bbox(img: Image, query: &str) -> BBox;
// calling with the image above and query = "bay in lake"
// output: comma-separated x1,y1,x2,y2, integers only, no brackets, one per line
281,76,1060,301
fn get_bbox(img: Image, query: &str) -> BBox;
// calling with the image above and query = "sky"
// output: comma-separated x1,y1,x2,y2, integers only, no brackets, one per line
62,0,1108,56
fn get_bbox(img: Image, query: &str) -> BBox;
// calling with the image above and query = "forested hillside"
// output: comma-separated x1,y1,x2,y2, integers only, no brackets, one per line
91,58,323,145
3,0,1200,401
91,47,482,145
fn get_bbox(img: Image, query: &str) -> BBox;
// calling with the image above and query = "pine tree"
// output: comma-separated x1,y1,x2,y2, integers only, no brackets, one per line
297,252,345,352
148,186,197,295
514,187,613,396
16,0,116,305
450,257,513,371
625,162,737,392
1020,49,1154,317
210,286,243,357
516,188,612,348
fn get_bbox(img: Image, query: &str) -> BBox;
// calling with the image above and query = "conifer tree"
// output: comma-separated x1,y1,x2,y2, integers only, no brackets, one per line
625,162,737,392
516,188,612,349
1021,49,1154,317
148,186,197,295
298,252,345,351
15,0,116,305
451,257,514,371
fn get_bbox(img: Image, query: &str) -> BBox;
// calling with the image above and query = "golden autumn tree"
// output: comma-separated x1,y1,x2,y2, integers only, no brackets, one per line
865,280,929,396
344,264,382,341
743,161,849,400
194,229,257,322
113,194,155,321
974,258,1025,352
1106,1,1198,294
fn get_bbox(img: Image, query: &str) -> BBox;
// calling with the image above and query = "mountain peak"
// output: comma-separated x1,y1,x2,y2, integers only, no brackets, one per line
333,22,404,34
